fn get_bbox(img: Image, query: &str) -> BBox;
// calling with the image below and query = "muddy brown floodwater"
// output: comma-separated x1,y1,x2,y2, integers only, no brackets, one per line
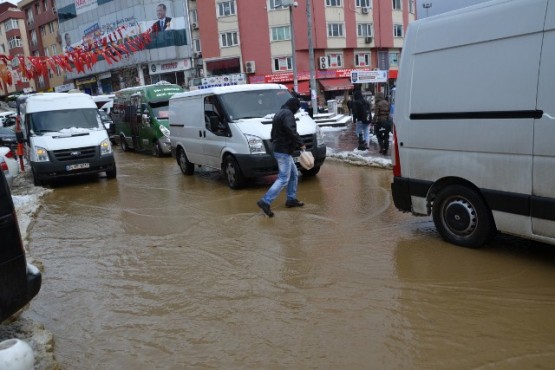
26,151,555,369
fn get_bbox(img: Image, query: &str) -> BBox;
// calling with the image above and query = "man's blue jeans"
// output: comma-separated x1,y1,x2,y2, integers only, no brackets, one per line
262,152,298,205
355,121,370,143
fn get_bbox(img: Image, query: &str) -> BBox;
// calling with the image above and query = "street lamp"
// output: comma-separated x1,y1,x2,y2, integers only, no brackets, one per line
422,2,432,18
281,0,299,93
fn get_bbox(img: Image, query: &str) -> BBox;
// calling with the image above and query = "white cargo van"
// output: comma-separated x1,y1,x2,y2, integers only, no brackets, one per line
169,84,326,189
17,93,116,186
391,0,555,248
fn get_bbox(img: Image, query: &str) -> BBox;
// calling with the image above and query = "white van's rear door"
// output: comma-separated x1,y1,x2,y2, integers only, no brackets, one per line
532,1,555,240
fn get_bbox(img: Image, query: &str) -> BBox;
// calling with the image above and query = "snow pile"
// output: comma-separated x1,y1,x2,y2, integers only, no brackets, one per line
326,147,392,169
57,127,94,135
12,188,50,242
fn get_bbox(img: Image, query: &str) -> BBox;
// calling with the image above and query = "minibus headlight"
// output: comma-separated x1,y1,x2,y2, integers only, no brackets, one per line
34,146,49,162
160,125,170,138
245,134,266,154
100,139,112,155
316,126,325,146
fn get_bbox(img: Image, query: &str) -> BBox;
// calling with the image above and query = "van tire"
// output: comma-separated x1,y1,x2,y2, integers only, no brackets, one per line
177,148,194,175
223,155,246,189
120,136,129,152
432,185,494,248
106,168,117,179
300,166,321,177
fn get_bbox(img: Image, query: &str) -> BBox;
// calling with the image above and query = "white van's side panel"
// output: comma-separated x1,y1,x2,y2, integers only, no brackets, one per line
532,1,555,239
169,96,204,163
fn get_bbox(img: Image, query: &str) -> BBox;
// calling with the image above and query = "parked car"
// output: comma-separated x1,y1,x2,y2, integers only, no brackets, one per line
0,127,17,150
0,170,41,322
0,112,15,127
0,156,13,188
0,146,18,179
99,109,114,134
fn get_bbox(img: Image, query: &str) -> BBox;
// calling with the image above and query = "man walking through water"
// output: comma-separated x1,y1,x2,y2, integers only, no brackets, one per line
257,98,306,217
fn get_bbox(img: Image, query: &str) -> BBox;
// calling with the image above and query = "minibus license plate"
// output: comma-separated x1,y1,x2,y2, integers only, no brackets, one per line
66,163,90,171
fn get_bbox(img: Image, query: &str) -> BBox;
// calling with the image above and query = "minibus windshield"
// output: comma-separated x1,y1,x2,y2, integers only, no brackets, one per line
29,108,101,134
150,102,170,119
218,89,292,120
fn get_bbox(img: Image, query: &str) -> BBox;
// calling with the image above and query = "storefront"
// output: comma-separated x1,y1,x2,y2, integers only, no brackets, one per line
149,59,193,87
75,76,98,95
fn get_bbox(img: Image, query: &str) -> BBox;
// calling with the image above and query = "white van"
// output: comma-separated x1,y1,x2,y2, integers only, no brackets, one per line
169,84,326,189
17,93,116,186
391,0,555,248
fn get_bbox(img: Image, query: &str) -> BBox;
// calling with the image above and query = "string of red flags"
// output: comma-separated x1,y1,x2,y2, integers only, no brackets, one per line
0,25,154,88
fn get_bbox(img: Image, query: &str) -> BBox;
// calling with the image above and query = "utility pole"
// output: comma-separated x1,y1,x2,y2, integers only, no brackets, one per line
306,0,317,116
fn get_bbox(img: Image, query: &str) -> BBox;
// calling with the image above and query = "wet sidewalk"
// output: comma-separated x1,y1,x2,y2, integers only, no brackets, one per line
321,121,392,169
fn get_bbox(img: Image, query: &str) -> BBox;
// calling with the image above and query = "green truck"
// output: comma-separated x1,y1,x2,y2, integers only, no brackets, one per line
113,82,183,156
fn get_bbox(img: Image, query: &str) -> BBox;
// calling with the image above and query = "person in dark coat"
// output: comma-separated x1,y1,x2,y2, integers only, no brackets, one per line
352,90,370,150
257,98,306,217
152,4,172,32
373,92,392,155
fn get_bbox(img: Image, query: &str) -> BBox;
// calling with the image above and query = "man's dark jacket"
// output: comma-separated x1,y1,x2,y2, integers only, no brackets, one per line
271,98,303,155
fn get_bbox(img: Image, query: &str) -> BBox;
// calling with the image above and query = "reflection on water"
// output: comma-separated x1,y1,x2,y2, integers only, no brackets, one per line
26,151,555,368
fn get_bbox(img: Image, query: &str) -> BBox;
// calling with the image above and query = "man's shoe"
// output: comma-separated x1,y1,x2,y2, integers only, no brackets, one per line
257,200,274,217
286,199,305,208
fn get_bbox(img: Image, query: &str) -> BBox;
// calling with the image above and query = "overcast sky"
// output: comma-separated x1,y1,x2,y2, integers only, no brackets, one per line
416,0,492,18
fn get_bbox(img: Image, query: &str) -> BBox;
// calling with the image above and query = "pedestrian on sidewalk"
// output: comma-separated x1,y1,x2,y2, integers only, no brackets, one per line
373,93,392,155
257,98,306,218
353,90,370,150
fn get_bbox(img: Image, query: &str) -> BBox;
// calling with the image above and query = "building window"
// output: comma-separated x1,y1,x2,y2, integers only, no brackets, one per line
409,0,415,14
392,0,401,10
394,24,403,37
326,0,342,6
26,9,34,24
8,37,22,49
327,23,344,37
355,53,371,67
193,38,201,52
190,9,198,23
30,30,38,46
0,44,5,53
327,53,343,68
44,47,49,56
4,19,19,32
43,0,48,11
357,23,373,37
40,25,46,36
268,0,286,9
56,65,62,76
273,56,292,71
217,1,236,17
48,22,55,33
51,44,57,55
389,51,400,67
356,0,372,7
220,31,239,47
271,26,291,41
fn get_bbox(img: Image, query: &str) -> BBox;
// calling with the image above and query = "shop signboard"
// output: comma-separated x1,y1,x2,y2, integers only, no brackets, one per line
350,70,388,84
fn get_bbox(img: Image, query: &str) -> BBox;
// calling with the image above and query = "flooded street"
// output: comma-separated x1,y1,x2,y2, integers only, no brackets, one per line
26,150,555,369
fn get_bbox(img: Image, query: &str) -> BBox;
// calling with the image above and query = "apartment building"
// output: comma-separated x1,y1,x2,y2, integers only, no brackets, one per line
191,0,416,99
0,4,35,97
18,0,65,92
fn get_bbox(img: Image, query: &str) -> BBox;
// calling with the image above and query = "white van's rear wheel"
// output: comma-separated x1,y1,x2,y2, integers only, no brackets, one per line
432,185,494,248
223,155,246,189
177,148,194,175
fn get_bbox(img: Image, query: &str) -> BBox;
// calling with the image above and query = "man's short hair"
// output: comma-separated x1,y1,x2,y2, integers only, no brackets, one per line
157,3,167,10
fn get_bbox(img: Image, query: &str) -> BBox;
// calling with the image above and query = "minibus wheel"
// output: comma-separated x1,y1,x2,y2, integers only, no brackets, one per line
120,135,129,152
177,148,194,175
432,185,493,248
223,155,245,189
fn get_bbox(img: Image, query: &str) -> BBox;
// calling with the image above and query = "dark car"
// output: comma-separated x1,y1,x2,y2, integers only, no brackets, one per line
0,171,41,322
99,109,114,135
0,127,17,151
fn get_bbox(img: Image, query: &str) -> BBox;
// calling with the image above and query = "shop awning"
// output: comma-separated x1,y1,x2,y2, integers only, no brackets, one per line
283,81,310,95
319,78,353,92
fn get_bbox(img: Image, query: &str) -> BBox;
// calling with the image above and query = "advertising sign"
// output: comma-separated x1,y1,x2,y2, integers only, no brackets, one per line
150,59,192,75
350,70,388,84
75,0,98,15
